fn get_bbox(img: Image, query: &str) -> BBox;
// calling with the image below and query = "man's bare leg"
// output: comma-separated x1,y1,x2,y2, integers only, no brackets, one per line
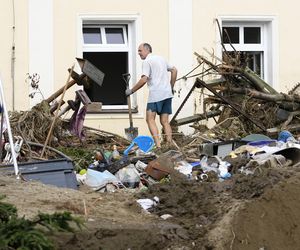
146,110,161,147
160,114,172,143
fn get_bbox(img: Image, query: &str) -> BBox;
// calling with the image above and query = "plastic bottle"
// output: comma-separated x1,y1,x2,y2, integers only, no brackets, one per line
112,145,120,160
94,151,103,161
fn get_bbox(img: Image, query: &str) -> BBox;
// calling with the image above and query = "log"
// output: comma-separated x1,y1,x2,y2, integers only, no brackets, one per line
227,87,300,111
229,87,300,103
220,65,278,94
195,53,278,95
173,110,222,126
237,67,278,95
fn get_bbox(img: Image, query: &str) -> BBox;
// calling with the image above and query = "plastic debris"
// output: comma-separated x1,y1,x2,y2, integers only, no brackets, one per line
160,214,173,220
85,169,119,190
115,164,140,188
136,196,159,211
112,145,121,160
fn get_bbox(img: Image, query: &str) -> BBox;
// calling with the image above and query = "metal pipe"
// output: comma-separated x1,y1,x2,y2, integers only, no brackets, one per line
0,76,19,176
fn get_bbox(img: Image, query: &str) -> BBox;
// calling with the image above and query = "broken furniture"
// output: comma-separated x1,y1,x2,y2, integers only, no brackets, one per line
48,58,104,115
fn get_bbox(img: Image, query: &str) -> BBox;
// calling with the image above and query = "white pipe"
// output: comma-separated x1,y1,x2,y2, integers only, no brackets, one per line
11,0,16,110
0,76,19,176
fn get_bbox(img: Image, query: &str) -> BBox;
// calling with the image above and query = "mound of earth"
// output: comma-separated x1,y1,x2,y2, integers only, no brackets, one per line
1,164,300,249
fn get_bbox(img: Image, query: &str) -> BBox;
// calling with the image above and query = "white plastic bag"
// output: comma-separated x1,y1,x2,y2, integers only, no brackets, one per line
86,169,119,189
137,196,159,211
115,164,140,188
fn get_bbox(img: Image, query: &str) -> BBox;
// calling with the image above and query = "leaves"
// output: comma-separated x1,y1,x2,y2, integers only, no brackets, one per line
0,195,83,250
0,195,18,223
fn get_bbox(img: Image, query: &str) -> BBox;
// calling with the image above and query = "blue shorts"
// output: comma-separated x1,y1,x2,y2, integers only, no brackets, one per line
146,98,172,115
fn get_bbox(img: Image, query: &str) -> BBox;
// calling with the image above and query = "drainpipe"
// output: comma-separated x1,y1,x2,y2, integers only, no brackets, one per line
11,0,16,111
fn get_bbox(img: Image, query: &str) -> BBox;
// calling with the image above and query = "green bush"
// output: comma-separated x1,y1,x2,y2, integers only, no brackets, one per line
0,195,83,250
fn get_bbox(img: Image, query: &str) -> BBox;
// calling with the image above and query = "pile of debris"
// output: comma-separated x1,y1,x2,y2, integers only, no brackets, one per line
7,101,130,168
1,58,130,171
2,51,300,194
172,51,300,142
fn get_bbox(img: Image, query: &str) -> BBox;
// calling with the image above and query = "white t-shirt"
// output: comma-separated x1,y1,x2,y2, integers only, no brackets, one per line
142,54,174,103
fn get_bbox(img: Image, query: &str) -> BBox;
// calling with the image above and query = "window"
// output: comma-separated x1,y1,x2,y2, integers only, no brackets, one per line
222,22,264,77
83,27,102,44
83,25,127,45
244,27,261,44
81,22,133,112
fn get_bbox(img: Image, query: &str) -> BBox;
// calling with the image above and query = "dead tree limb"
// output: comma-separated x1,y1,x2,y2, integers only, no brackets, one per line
196,78,266,131
221,65,278,95
225,87,300,111
228,87,300,103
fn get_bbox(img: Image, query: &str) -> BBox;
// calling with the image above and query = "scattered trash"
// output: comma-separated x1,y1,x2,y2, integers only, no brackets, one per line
174,161,193,177
278,130,295,143
160,214,173,220
112,145,121,160
135,160,148,172
115,164,140,188
136,196,159,211
145,159,171,181
123,135,154,156
85,169,119,190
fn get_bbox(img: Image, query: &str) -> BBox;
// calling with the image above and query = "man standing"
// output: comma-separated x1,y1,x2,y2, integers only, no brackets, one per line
125,43,177,149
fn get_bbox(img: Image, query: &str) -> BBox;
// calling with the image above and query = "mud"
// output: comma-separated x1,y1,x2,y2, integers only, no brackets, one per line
1,162,300,249
229,171,300,250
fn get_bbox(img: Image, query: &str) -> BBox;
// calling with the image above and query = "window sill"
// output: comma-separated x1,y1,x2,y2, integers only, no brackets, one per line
87,108,138,114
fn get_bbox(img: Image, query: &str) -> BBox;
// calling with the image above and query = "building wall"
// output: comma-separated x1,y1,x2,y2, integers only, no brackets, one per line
0,0,29,111
52,0,171,137
1,0,300,138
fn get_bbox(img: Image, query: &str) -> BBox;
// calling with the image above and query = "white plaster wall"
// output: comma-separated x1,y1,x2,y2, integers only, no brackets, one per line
169,0,194,135
0,0,29,111
28,0,54,106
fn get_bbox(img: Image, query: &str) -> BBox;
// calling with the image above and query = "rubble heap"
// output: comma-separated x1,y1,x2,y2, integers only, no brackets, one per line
172,51,300,142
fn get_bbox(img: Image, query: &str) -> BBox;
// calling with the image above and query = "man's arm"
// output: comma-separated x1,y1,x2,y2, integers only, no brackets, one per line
169,67,177,89
126,75,148,96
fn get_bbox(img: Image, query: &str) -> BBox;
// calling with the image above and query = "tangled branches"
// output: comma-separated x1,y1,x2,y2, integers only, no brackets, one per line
9,101,62,145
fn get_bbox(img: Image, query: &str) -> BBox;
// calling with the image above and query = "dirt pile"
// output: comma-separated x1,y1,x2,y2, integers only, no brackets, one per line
139,165,300,249
1,164,300,249
229,170,300,250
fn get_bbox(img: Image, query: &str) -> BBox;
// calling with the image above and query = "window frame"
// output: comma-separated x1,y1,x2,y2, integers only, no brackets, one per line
222,23,264,52
216,16,278,88
77,15,140,113
222,22,265,77
83,24,128,50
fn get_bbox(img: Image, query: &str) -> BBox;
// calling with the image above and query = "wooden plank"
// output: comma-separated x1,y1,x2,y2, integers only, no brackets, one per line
76,58,105,86
173,110,222,126
87,102,102,113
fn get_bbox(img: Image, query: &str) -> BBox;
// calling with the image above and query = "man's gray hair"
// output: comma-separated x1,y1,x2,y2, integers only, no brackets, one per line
143,43,152,53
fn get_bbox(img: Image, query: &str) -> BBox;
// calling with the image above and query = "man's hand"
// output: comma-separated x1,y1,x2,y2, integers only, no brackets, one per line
125,88,133,96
